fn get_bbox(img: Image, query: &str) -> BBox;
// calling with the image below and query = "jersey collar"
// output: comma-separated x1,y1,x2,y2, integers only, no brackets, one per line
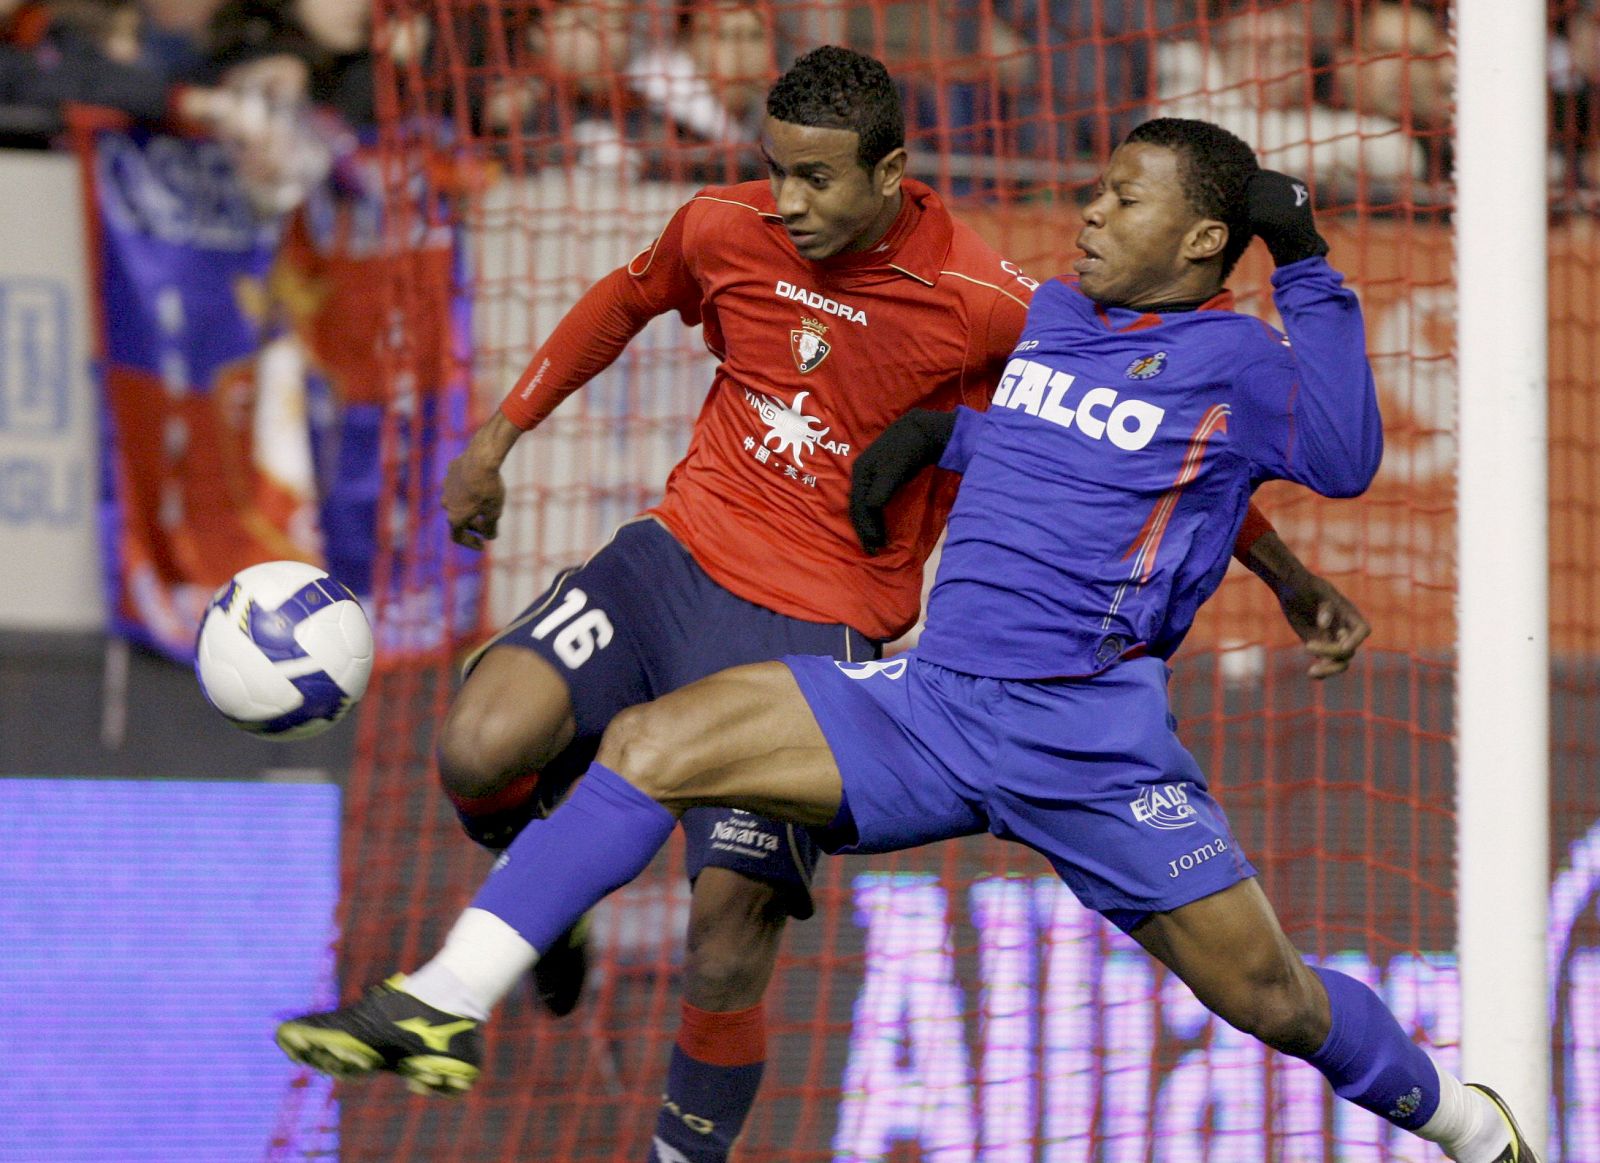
1081,284,1236,332
869,178,953,286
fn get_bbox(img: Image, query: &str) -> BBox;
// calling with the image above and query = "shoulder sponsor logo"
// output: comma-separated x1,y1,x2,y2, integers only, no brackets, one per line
774,280,868,325
993,357,1166,451
1131,782,1197,830
743,388,849,468
1124,351,1167,380
791,316,831,373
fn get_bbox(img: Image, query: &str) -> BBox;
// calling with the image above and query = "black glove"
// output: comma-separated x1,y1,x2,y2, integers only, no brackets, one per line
1246,169,1329,267
849,408,958,555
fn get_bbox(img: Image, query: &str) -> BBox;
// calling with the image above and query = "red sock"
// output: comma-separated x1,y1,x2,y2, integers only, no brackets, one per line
654,1001,766,1161
676,999,765,1066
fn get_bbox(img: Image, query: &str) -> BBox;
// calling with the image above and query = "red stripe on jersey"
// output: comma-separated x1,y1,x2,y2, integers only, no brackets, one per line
1122,403,1232,584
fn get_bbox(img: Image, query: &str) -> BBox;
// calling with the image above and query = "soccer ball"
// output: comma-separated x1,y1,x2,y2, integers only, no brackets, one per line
194,560,374,740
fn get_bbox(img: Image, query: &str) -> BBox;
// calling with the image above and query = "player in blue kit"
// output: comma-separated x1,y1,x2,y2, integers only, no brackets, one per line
277,118,1537,1162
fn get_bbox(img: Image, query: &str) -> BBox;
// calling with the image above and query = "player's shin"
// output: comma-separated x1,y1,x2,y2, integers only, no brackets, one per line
1302,967,1511,1160
408,763,676,1020
652,1001,766,1163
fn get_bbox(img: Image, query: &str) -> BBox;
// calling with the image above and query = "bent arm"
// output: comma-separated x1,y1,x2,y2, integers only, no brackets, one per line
450,199,703,547
1237,525,1372,679
498,266,667,430
449,267,665,549
1269,257,1384,498
500,199,703,431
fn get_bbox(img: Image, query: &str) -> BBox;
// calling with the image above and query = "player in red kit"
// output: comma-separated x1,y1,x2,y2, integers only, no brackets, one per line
334,47,1369,1162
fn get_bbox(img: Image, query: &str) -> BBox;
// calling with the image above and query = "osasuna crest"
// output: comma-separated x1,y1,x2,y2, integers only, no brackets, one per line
1125,351,1168,380
791,317,831,373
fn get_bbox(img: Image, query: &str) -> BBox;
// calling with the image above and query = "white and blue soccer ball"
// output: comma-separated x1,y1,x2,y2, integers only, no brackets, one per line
194,560,374,740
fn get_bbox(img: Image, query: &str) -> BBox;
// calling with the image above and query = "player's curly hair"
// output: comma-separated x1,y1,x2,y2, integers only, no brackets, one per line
1125,118,1260,279
766,45,904,171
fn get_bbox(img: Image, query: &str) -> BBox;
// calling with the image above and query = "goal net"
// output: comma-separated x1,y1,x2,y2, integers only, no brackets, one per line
293,2,1597,1158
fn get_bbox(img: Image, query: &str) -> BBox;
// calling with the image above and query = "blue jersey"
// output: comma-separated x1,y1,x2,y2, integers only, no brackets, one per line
917,257,1382,679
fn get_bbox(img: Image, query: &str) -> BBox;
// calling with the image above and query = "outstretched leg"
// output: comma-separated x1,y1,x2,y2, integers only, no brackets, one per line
1133,879,1538,1162
277,661,842,1092
445,660,839,978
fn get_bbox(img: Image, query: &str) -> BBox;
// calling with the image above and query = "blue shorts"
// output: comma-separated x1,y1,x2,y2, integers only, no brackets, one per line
785,652,1256,928
476,517,879,918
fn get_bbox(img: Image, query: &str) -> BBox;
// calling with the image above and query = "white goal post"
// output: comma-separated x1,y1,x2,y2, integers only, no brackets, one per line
1455,0,1551,1150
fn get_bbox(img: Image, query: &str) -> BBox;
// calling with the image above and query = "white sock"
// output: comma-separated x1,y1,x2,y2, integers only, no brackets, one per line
401,907,539,1021
1415,1064,1512,1162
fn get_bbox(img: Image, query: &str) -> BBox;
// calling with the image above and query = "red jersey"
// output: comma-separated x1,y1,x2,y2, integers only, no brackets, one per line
501,179,1033,640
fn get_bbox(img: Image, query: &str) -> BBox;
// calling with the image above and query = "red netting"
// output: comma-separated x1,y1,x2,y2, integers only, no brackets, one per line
283,2,1592,1158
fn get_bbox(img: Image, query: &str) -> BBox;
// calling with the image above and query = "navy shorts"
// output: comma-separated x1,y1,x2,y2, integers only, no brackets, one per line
475,517,879,918
786,652,1256,929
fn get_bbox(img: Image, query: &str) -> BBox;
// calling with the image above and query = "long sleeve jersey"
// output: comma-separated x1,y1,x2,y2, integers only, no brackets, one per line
500,178,1033,641
918,257,1383,678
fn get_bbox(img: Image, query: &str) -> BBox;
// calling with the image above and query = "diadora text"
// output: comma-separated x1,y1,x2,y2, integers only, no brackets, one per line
774,280,868,325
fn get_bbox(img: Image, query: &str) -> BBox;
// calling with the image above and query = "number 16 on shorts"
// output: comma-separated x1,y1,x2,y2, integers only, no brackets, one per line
531,587,614,669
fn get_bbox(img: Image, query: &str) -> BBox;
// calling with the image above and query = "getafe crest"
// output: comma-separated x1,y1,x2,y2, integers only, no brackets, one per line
1125,351,1168,380
790,317,831,374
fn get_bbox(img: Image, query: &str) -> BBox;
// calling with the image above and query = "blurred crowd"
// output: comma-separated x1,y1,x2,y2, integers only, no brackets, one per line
0,0,1591,205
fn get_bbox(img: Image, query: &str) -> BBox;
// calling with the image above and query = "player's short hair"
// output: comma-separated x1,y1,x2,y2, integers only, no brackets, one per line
1124,117,1260,279
766,45,904,171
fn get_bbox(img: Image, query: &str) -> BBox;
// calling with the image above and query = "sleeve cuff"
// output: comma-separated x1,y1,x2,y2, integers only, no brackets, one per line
1233,503,1276,557
937,406,983,473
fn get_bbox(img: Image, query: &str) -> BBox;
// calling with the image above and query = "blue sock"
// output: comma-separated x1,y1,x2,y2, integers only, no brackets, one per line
651,1001,765,1163
1303,966,1440,1130
472,762,675,955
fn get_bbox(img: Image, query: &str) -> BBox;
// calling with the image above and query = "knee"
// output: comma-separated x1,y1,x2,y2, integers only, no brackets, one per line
597,702,685,798
1216,962,1329,1057
436,696,537,802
